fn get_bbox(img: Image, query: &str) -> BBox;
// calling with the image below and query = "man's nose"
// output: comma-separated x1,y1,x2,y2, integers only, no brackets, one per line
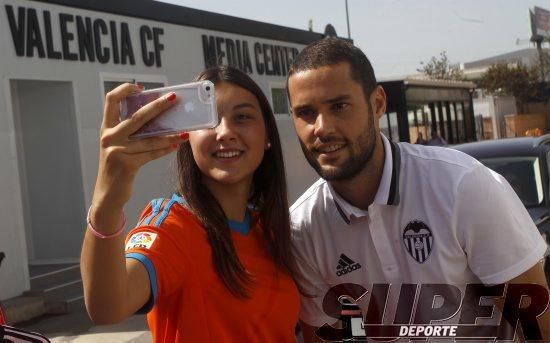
313,113,335,138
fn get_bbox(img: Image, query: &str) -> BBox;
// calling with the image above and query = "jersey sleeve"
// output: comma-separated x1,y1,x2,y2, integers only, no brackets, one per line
291,225,336,328
125,198,188,312
455,164,547,285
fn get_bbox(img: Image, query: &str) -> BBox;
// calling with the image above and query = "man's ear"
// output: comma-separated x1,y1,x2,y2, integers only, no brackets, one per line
371,85,387,121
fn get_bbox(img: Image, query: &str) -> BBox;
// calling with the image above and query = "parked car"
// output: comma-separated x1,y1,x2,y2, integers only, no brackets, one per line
453,135,550,281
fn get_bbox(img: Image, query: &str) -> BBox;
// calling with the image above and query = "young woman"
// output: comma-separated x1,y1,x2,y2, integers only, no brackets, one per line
80,66,299,342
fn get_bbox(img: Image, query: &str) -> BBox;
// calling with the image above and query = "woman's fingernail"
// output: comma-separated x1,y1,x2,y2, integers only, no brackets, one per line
167,92,176,101
179,132,189,140
136,83,144,89
172,144,178,149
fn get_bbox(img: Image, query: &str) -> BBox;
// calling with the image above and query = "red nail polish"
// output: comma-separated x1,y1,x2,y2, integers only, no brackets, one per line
172,144,178,149
136,83,144,89
180,132,189,140
167,92,176,101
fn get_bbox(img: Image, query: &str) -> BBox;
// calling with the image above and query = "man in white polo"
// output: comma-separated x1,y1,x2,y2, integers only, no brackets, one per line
287,38,549,342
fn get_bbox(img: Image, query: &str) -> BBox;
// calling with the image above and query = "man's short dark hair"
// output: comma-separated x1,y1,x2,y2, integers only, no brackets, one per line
287,38,377,99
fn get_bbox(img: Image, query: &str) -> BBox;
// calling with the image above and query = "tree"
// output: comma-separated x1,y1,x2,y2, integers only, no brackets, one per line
417,51,465,81
531,49,550,83
479,63,539,112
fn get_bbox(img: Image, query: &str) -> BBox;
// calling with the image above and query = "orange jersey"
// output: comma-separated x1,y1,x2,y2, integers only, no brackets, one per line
125,194,299,342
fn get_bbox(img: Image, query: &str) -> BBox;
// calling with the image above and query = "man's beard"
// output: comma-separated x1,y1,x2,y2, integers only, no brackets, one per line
299,106,378,181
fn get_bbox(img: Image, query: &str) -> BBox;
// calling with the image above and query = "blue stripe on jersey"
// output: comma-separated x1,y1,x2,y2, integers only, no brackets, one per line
145,193,250,234
142,198,164,226
126,252,157,314
228,210,251,235
170,192,187,206
152,193,188,227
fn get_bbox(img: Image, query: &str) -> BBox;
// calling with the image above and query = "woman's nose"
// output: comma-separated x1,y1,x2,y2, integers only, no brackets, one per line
215,117,237,142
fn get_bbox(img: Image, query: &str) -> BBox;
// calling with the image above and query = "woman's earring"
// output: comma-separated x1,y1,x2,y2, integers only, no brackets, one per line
266,142,271,150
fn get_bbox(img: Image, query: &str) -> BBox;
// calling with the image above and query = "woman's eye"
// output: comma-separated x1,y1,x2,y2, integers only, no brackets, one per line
235,113,251,121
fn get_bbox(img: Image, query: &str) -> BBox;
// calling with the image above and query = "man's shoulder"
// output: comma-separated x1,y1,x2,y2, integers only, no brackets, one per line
289,178,332,237
290,178,328,214
397,143,506,208
397,142,480,177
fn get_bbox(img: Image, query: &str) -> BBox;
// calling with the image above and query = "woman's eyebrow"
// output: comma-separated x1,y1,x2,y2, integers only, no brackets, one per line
232,102,257,111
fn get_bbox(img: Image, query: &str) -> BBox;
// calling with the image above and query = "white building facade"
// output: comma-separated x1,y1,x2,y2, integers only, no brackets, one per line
0,0,323,300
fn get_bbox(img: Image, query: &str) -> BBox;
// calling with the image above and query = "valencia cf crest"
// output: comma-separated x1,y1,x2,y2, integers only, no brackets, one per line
402,220,433,263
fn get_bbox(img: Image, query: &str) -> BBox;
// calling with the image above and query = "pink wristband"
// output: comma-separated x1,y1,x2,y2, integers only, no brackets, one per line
86,207,126,239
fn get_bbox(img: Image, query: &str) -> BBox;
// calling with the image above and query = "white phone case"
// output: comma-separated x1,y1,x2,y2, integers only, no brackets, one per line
120,81,218,139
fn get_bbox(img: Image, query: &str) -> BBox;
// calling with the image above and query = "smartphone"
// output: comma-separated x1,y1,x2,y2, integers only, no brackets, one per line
120,81,218,139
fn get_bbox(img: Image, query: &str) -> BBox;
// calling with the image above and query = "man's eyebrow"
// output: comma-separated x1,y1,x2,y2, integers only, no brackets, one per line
292,104,312,112
324,95,350,104
292,95,351,111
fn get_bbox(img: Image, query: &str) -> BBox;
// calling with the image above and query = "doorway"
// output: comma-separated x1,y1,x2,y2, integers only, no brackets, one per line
11,80,85,263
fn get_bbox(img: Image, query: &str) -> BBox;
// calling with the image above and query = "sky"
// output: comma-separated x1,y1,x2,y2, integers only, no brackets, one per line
156,0,549,78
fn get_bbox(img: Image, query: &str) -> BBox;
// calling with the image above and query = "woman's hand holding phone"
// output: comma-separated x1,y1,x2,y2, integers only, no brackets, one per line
81,82,187,322
90,83,188,232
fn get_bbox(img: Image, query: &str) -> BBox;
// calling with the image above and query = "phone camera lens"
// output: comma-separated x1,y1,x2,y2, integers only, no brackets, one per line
205,86,211,91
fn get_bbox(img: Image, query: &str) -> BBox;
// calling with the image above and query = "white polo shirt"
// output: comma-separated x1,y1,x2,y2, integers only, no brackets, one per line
290,134,547,328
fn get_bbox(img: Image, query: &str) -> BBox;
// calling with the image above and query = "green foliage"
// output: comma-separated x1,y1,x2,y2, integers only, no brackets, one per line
530,50,550,82
417,51,465,81
479,63,539,103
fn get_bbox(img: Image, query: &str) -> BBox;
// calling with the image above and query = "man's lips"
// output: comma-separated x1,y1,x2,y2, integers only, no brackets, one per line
314,143,346,154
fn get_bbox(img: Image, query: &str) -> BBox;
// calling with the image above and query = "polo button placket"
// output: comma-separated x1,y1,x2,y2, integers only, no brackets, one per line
368,206,400,283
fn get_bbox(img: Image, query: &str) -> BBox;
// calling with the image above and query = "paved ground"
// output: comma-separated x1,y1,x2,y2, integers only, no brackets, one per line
17,308,151,342
15,308,303,342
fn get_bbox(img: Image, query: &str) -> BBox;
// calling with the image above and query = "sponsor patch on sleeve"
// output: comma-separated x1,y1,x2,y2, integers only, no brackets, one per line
125,232,158,250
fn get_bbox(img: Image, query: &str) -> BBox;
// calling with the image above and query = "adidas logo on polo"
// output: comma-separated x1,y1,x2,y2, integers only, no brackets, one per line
336,254,362,276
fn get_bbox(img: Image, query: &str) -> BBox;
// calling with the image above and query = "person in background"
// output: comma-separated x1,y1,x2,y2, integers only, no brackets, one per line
415,132,427,145
427,130,447,146
81,66,299,342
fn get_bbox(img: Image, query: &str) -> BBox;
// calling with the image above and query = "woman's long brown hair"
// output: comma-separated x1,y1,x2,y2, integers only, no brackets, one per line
176,66,296,297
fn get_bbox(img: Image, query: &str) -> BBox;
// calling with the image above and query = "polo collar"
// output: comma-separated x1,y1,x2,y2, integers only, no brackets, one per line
329,133,401,224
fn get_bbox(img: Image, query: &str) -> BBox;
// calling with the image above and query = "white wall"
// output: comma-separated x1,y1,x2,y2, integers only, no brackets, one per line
0,0,318,299
473,95,518,139
473,95,497,138
495,96,518,139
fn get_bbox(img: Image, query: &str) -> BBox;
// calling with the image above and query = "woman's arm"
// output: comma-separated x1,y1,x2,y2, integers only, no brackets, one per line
80,83,186,324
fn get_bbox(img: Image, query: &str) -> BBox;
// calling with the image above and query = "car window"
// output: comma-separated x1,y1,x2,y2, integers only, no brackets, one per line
479,156,544,207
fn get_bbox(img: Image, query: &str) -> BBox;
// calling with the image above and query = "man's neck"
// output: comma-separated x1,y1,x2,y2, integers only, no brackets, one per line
329,134,386,210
